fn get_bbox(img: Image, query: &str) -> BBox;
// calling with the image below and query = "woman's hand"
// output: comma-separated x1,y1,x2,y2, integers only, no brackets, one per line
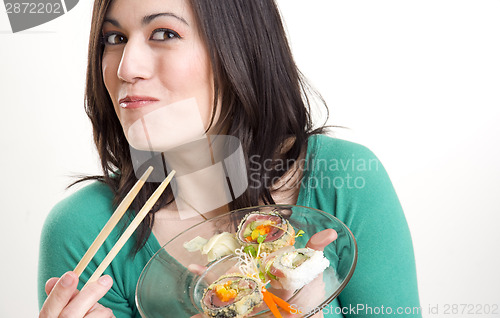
289,229,338,318
40,271,115,318
305,228,337,251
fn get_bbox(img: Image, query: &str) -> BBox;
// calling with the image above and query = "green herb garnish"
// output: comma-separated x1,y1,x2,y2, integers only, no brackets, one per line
267,271,277,280
244,245,257,258
259,272,266,281
295,230,305,237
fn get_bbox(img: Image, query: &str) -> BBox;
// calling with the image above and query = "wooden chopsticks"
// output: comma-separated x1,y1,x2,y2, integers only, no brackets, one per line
73,167,153,276
73,167,176,288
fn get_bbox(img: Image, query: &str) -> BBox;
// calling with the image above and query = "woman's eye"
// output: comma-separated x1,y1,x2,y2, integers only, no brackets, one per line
151,29,180,41
102,33,127,45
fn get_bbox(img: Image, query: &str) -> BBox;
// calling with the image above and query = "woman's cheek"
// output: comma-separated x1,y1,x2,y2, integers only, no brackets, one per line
158,54,213,127
102,58,119,101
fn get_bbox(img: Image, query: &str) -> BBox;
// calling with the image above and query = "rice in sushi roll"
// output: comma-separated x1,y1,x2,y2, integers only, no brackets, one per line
264,247,329,291
237,211,295,254
201,274,263,318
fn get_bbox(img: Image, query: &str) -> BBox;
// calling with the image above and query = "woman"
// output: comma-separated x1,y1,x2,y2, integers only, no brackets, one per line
39,0,421,317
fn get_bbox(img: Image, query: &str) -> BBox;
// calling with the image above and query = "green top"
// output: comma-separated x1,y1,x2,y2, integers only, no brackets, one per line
38,135,421,317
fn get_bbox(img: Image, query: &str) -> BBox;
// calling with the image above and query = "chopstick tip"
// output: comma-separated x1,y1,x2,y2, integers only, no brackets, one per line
139,166,154,182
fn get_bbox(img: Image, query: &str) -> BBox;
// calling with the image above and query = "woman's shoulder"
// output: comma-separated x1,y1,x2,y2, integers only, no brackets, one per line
307,134,380,166
42,181,116,239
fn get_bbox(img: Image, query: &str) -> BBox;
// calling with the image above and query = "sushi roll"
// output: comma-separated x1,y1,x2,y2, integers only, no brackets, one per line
237,212,295,254
264,247,329,291
201,274,263,318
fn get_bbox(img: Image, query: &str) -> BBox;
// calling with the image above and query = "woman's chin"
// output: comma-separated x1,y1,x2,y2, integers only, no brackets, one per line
122,102,208,152
125,130,206,153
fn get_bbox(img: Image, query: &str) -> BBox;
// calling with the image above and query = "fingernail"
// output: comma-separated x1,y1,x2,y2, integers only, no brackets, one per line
98,275,112,287
60,272,74,288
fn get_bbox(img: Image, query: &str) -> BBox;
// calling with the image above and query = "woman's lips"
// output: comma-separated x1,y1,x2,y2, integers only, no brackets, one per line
119,96,160,109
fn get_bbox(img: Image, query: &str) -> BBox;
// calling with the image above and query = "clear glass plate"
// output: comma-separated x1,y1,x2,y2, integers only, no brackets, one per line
136,205,358,318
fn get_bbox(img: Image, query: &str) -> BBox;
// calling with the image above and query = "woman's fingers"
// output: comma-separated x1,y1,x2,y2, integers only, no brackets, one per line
40,272,79,318
187,264,207,276
44,277,60,295
58,275,113,318
40,273,114,318
45,276,80,306
306,229,338,251
85,303,116,318
311,311,325,318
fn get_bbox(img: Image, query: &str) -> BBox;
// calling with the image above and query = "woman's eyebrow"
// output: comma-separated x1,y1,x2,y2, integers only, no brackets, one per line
103,17,120,28
102,13,189,29
142,12,189,26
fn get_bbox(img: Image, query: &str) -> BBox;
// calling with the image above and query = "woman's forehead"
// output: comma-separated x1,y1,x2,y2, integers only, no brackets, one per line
105,0,193,25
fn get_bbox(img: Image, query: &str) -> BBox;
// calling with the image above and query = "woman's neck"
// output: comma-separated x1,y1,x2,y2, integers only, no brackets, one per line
159,135,234,220
151,137,305,246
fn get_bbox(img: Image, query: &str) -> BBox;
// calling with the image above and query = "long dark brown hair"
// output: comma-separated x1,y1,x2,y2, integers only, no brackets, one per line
83,0,328,254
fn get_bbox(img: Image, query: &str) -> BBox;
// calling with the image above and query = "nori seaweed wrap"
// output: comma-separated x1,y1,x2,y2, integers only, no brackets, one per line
236,211,295,254
201,274,263,318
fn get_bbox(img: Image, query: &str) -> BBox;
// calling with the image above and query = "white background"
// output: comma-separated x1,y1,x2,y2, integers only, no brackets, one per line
1,0,499,317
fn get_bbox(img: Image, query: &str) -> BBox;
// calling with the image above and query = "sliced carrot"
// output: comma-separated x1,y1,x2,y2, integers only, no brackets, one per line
214,285,237,302
262,288,283,318
270,292,294,314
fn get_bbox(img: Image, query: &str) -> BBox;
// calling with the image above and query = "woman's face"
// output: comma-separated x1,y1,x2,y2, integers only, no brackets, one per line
102,0,215,151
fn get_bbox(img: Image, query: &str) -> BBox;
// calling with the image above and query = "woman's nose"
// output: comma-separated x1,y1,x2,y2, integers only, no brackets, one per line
117,38,153,83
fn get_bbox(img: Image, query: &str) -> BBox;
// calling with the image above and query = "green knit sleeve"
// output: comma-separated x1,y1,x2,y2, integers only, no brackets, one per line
304,136,421,317
38,182,143,318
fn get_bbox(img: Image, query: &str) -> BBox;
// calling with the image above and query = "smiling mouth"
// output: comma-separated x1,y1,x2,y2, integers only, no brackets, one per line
119,96,160,109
